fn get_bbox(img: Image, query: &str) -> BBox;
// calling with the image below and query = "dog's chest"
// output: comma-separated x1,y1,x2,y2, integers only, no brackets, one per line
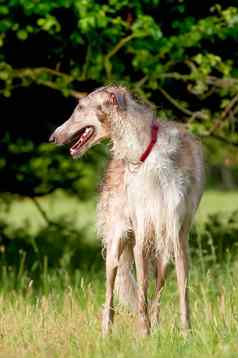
124,148,190,226
125,161,163,216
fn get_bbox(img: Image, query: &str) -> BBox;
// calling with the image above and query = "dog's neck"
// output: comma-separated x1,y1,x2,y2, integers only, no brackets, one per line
109,104,155,163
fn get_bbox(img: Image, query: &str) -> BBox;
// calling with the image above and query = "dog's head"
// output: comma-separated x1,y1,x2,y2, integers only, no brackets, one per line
49,86,127,158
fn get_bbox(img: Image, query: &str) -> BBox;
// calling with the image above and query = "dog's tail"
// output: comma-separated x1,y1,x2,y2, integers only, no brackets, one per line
115,243,138,311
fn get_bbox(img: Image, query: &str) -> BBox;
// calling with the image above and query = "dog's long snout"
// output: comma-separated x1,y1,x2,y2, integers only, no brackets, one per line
49,118,72,145
49,125,70,145
49,132,57,143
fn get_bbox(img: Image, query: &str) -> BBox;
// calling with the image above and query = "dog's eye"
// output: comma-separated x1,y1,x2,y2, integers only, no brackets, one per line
97,105,102,111
77,105,83,111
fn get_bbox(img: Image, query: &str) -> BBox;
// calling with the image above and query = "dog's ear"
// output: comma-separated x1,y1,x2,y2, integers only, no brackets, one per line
107,90,127,110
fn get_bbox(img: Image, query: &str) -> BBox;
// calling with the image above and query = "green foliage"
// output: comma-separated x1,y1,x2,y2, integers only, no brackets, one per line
0,1,237,134
1,133,107,197
0,1,238,196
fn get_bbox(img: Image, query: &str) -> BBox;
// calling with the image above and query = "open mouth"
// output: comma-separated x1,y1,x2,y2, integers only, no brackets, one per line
69,126,95,156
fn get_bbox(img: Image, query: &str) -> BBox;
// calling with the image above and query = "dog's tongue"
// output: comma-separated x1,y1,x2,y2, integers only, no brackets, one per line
69,126,94,156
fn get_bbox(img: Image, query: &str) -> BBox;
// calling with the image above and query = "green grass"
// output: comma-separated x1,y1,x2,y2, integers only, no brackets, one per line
0,263,237,358
197,190,238,223
0,190,237,357
0,191,96,236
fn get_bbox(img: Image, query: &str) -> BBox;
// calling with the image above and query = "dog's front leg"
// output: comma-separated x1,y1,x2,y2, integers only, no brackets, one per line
102,236,124,336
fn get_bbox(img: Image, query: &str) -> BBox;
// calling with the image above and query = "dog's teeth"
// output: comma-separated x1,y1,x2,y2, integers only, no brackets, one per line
83,127,92,138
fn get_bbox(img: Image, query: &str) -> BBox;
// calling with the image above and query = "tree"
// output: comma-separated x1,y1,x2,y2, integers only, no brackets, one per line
0,0,238,197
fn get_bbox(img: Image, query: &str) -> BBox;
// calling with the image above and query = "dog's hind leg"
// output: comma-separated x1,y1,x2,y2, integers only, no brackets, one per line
150,255,168,329
174,221,191,335
133,242,150,336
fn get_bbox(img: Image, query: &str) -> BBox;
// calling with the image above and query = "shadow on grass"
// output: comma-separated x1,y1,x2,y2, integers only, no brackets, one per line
0,214,103,291
190,210,238,263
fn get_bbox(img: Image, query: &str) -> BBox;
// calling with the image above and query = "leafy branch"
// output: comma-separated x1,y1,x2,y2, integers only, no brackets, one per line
12,67,86,98
104,34,137,79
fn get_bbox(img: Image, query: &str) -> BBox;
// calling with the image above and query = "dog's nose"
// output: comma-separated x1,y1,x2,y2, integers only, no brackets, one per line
49,133,56,143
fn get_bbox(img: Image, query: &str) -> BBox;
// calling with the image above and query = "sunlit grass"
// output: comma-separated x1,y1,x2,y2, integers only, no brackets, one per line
0,190,237,357
0,261,237,358
0,190,96,238
197,190,238,223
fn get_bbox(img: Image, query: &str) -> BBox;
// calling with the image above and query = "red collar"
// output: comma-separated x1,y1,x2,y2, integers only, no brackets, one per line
140,121,159,162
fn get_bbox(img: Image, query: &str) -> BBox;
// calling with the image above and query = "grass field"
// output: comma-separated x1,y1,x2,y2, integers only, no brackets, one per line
0,190,237,357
